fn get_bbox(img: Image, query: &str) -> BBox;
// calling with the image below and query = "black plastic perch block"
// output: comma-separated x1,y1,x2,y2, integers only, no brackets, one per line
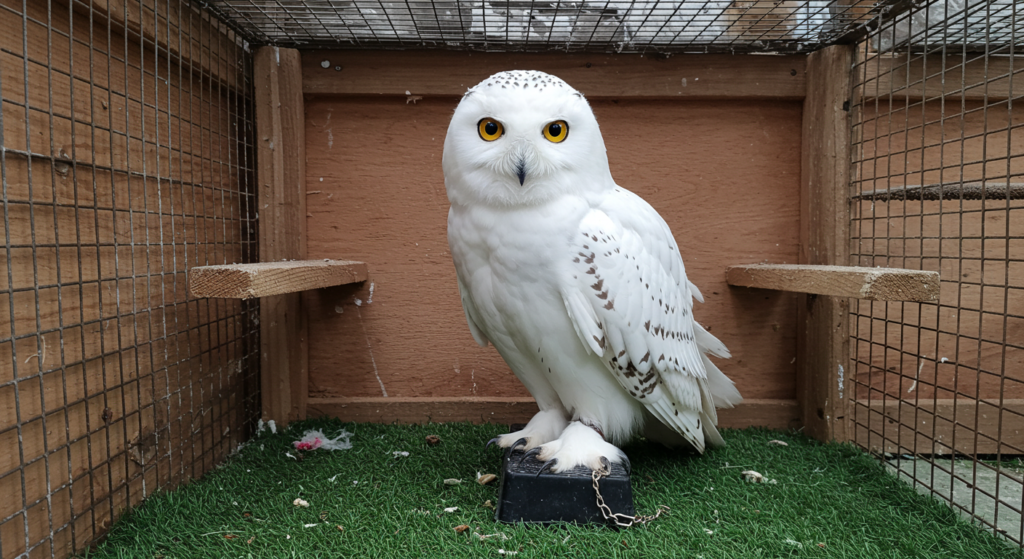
495,448,634,525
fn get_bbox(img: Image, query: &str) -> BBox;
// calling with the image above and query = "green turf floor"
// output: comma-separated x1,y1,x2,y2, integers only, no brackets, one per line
84,419,1023,558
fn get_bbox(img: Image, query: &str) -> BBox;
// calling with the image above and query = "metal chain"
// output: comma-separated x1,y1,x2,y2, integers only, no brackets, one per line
592,466,670,528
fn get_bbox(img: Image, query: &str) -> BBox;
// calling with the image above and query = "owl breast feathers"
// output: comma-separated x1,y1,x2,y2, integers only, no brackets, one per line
442,70,740,470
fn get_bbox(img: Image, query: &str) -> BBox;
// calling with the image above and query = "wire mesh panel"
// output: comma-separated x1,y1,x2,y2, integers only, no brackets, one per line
0,1,258,557
850,0,1023,545
206,0,881,53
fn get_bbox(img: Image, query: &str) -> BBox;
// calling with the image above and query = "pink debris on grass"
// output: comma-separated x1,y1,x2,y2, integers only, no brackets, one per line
294,436,322,451
291,429,353,452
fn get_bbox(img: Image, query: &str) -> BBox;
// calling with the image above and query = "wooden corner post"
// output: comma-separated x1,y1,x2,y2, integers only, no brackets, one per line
255,47,308,426
799,44,854,442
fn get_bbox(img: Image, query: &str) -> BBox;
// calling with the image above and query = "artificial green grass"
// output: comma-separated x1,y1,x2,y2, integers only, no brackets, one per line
85,419,1022,558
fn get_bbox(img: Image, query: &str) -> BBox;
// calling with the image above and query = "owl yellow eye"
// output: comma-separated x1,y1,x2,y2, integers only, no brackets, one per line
478,118,503,141
543,120,569,143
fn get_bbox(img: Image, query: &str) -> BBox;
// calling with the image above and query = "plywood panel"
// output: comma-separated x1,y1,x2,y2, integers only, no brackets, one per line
303,51,806,100
305,93,803,405
858,54,1023,102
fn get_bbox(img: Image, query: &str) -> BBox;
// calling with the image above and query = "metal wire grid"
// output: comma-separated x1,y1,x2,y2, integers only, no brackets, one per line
0,1,258,557
203,0,883,53
849,0,1024,545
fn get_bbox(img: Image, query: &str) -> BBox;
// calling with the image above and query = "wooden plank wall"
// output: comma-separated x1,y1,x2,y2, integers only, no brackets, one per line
301,51,807,430
0,1,255,557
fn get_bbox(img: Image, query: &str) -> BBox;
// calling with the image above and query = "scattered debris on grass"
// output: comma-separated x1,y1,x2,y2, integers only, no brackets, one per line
473,532,509,542
328,474,340,482
767,440,789,446
785,538,803,548
444,478,462,486
482,500,495,510
741,470,764,483
293,498,310,508
319,511,329,521
293,429,353,451
704,529,714,535
476,473,497,485
454,524,470,533
740,470,778,484
817,543,826,548
304,523,318,528
498,549,518,555
444,507,459,513
393,451,410,458
285,452,298,460
224,534,238,540
426,435,441,445
246,536,255,544
337,525,344,532
257,419,277,434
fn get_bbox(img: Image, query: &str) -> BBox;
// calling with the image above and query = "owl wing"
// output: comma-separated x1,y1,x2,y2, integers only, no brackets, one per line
559,187,740,453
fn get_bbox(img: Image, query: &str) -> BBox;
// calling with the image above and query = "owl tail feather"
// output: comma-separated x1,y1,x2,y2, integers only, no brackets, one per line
702,352,743,410
701,413,727,448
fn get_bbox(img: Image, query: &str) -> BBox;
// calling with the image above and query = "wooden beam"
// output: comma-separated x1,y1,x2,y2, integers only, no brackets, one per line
302,51,807,99
858,53,1023,102
255,46,307,427
851,399,1024,455
853,181,1024,201
188,260,368,299
726,264,940,302
306,397,800,430
798,45,854,444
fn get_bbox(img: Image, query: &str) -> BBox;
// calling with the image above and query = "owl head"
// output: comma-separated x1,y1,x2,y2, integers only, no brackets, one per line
442,70,613,207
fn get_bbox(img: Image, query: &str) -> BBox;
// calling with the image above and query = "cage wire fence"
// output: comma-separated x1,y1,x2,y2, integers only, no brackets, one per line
2,0,1023,556
850,0,1024,546
0,1,259,558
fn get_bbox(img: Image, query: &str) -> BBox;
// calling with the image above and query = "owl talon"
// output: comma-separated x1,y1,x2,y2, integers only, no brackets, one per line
505,437,528,458
536,459,558,476
486,437,501,449
599,456,611,475
517,447,543,468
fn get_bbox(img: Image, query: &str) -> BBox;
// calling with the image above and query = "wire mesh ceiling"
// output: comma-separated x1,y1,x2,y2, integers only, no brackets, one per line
203,0,1024,54
203,0,889,53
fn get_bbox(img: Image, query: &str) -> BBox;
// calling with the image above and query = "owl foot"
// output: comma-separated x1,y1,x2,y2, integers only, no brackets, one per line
486,408,569,452
528,421,627,474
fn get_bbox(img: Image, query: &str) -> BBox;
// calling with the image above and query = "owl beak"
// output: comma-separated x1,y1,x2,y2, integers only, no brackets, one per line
515,159,527,186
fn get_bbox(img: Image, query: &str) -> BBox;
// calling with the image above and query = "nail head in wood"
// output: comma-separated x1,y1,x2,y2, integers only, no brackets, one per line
189,260,368,299
726,264,939,302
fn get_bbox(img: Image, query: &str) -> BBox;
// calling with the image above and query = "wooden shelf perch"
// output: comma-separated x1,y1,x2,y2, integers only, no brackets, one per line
726,264,939,302
189,260,368,299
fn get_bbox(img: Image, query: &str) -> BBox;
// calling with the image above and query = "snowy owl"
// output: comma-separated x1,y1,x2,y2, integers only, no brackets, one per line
442,70,741,474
